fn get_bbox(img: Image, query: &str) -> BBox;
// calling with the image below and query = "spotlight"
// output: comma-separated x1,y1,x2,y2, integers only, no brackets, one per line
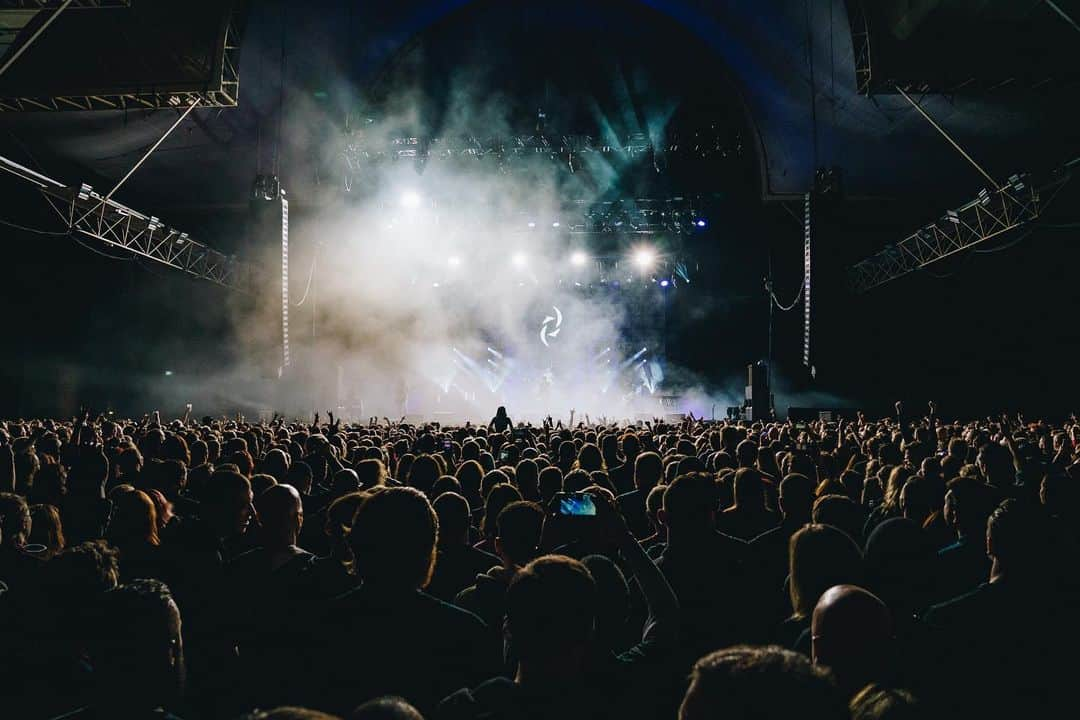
695,218,707,228
164,370,174,377
512,252,528,269
400,190,422,208
570,251,587,267
447,256,461,268
632,247,656,270
659,279,670,287
552,221,561,228
527,221,536,228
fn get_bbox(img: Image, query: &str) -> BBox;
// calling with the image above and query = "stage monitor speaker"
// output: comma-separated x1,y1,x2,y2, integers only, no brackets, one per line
745,361,770,421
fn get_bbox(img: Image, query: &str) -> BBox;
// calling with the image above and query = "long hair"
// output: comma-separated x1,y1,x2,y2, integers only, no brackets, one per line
788,524,863,620
108,489,160,547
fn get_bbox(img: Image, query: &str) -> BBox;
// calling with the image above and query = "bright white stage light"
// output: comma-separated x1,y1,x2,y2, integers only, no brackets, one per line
400,190,422,208
570,251,587,267
512,252,528,269
632,247,656,270
447,255,461,268
659,279,670,287
552,221,560,228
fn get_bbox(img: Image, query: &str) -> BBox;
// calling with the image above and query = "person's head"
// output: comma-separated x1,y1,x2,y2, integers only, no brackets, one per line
660,473,718,539
455,459,484,500
731,467,766,509
201,469,254,538
255,484,304,549
432,491,471,548
495,406,508,419
407,454,441,496
93,579,184,710
0,492,31,548
735,439,758,468
976,442,1014,487
574,443,604,472
495,500,544,568
779,473,815,523
514,458,540,500
812,494,864,545
349,487,437,589
679,645,845,720
788,524,864,620
108,488,160,547
987,498,1046,580
882,466,910,510
68,449,109,499
811,585,893,694
29,462,66,507
1041,472,1076,517
262,448,291,484
242,710,341,720
481,482,522,541
849,684,919,720
349,696,424,720
505,555,596,672
28,503,65,558
354,458,387,490
645,483,667,533
898,475,933,525
863,518,936,613
633,451,663,491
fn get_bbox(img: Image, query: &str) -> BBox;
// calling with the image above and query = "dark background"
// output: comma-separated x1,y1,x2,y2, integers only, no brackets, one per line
0,0,1077,419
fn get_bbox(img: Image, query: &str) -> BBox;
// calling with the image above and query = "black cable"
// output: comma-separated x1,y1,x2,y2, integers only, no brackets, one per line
0,217,70,236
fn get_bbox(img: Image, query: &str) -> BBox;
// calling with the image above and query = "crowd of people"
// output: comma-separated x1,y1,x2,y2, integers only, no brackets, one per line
0,402,1077,719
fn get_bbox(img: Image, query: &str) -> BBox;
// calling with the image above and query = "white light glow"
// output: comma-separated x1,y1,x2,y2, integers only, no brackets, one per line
632,247,656,270
512,252,528,269
400,190,422,208
570,251,587,267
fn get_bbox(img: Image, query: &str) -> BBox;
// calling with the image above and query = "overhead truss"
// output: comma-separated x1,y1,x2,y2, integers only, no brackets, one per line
0,1,130,8
0,153,249,291
0,2,242,111
849,175,1043,293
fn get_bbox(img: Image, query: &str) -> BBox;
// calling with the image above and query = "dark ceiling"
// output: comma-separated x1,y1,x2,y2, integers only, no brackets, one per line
0,0,1076,217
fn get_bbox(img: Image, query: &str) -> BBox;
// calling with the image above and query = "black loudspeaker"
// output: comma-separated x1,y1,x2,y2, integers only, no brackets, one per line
745,361,771,421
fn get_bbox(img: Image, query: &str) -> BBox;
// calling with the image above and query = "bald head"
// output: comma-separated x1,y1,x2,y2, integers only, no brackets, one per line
811,585,893,693
255,483,303,548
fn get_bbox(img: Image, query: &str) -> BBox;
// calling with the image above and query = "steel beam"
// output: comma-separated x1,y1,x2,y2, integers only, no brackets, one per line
849,176,1042,293
0,153,249,291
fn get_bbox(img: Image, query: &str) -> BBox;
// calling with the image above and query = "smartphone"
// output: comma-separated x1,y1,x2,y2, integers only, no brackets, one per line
556,492,597,517
442,437,453,453
499,447,511,464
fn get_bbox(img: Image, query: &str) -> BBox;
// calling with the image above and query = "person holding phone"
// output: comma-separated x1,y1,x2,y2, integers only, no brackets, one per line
440,491,680,719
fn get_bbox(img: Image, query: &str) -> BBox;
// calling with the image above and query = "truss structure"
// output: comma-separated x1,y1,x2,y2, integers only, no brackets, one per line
849,176,1041,293
0,1,130,8
0,153,248,290
0,2,242,111
343,127,743,185
847,0,873,96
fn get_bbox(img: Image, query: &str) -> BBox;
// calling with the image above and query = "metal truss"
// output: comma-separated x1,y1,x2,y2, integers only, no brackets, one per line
343,127,743,179
0,154,248,291
0,1,130,8
846,0,873,96
0,3,242,111
849,176,1041,293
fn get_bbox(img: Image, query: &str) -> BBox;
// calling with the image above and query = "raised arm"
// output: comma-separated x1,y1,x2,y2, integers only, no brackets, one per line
596,494,678,647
